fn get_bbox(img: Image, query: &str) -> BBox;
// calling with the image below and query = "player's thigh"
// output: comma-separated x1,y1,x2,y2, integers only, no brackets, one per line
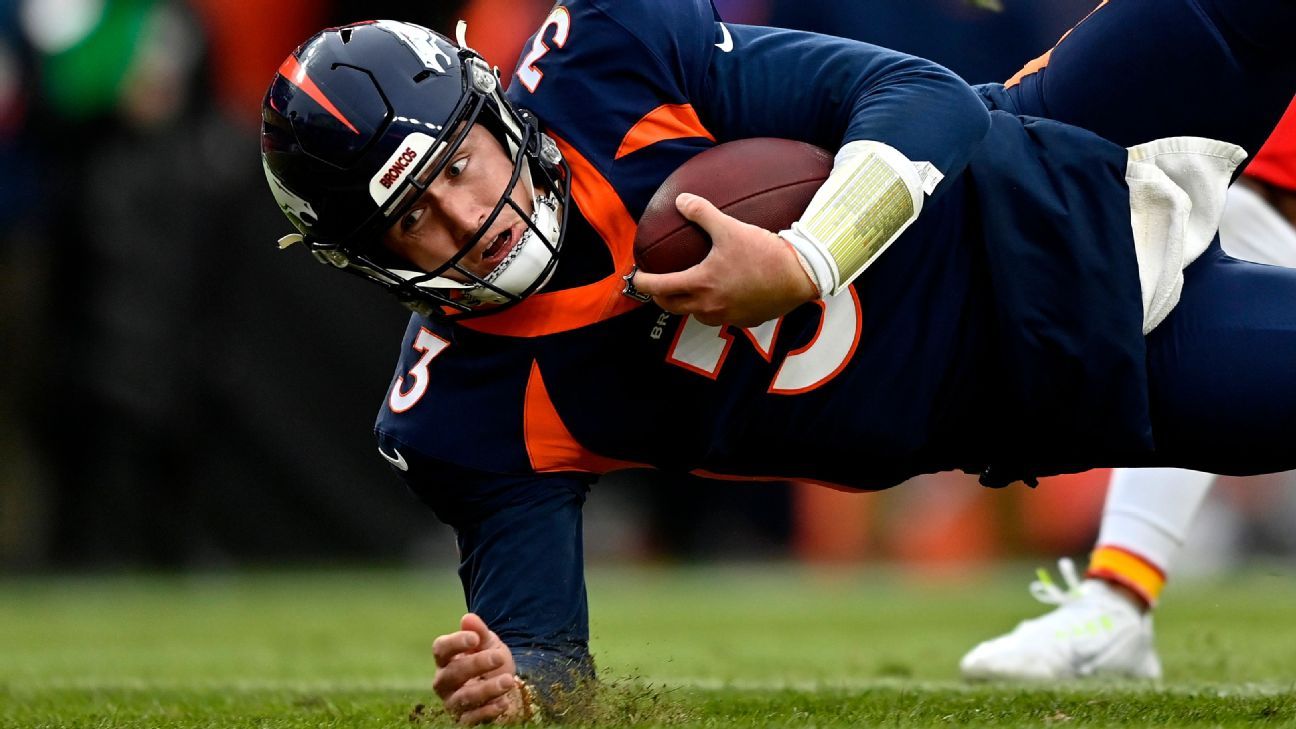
1001,0,1296,155
1146,246,1296,475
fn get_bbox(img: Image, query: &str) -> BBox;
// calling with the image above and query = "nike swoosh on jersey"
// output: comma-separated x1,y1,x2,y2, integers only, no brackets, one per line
715,23,734,53
379,446,409,472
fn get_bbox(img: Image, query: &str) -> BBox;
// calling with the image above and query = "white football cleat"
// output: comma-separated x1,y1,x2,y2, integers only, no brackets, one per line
960,558,1162,681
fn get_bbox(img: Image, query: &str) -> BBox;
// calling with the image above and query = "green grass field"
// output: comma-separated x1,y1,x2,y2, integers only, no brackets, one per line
2,565,1294,727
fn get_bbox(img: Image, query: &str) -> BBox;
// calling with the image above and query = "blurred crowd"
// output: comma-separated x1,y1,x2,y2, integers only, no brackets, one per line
2,0,1293,571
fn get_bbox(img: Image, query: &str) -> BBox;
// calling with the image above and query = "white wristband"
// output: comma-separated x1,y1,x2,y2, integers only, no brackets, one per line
782,227,833,298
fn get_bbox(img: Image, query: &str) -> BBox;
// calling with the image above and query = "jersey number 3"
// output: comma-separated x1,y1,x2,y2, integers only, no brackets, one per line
389,328,451,413
666,289,863,395
517,7,571,93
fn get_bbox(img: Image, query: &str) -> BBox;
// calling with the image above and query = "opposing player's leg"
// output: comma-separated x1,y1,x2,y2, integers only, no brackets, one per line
960,467,1213,681
1225,179,1296,264
1089,468,1216,605
995,0,1296,157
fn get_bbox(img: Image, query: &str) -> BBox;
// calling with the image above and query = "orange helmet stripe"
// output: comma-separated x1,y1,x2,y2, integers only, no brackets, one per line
278,54,361,135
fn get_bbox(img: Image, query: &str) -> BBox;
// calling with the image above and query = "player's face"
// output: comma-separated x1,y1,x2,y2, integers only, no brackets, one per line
382,124,534,281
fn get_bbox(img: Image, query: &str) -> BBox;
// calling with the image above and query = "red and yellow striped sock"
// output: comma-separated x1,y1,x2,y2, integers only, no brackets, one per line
1086,545,1166,608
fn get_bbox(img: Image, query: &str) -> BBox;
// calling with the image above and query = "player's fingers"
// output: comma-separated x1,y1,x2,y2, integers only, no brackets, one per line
675,192,730,233
455,695,510,726
631,268,705,299
456,701,505,726
433,631,481,669
433,650,507,698
643,289,694,316
459,612,489,637
433,631,481,668
661,298,726,326
693,310,729,327
644,278,729,320
445,673,516,717
629,269,670,297
463,615,513,665
460,613,506,651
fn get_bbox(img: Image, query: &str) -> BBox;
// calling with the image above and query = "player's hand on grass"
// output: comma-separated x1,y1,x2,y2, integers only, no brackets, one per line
632,193,819,328
432,613,528,725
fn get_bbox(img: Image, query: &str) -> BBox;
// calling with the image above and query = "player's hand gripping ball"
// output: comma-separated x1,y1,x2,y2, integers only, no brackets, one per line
633,138,833,273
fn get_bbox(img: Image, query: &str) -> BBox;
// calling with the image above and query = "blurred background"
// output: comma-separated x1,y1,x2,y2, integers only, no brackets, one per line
3,0,1295,578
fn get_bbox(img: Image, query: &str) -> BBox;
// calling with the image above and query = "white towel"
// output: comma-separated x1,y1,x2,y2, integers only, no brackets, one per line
1125,137,1247,333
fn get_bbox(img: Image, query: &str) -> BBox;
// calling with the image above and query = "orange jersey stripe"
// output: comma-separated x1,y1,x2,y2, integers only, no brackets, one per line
615,104,716,160
523,361,650,473
278,55,360,134
459,132,643,337
1086,544,1167,606
1004,50,1054,90
1005,0,1110,89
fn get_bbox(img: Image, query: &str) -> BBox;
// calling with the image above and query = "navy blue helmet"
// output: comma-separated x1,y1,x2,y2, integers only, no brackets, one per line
261,20,570,317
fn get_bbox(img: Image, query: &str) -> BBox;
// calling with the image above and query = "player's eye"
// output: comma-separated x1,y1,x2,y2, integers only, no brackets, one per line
446,157,469,179
401,206,425,232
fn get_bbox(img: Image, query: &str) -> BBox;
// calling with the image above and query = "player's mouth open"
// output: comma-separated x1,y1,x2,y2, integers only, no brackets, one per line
481,225,521,269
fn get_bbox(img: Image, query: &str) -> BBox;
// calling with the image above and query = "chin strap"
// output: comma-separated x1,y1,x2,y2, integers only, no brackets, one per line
462,188,562,306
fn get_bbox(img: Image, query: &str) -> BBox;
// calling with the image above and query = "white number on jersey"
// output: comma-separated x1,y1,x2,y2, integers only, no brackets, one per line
516,6,572,93
388,327,451,413
665,289,862,394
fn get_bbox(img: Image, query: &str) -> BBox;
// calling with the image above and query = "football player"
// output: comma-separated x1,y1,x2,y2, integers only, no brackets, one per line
261,0,1296,722
961,103,1296,681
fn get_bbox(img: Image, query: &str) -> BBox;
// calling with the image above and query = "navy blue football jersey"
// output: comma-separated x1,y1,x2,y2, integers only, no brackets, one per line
339,0,1296,706
370,0,1154,693
375,0,1149,491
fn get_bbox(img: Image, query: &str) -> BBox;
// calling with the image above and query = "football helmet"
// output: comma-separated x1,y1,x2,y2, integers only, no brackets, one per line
261,20,570,318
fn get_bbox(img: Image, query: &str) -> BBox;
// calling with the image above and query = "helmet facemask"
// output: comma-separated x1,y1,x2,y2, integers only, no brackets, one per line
377,98,568,313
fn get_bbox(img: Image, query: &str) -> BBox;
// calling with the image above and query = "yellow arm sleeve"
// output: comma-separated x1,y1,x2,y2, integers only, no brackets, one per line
781,140,937,296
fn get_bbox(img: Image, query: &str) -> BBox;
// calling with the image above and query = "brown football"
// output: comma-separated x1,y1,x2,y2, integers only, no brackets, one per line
633,138,833,274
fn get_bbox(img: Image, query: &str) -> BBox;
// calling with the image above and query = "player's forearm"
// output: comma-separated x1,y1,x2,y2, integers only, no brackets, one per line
396,456,598,719
781,140,927,296
443,471,595,718
472,586,596,717
814,51,988,294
